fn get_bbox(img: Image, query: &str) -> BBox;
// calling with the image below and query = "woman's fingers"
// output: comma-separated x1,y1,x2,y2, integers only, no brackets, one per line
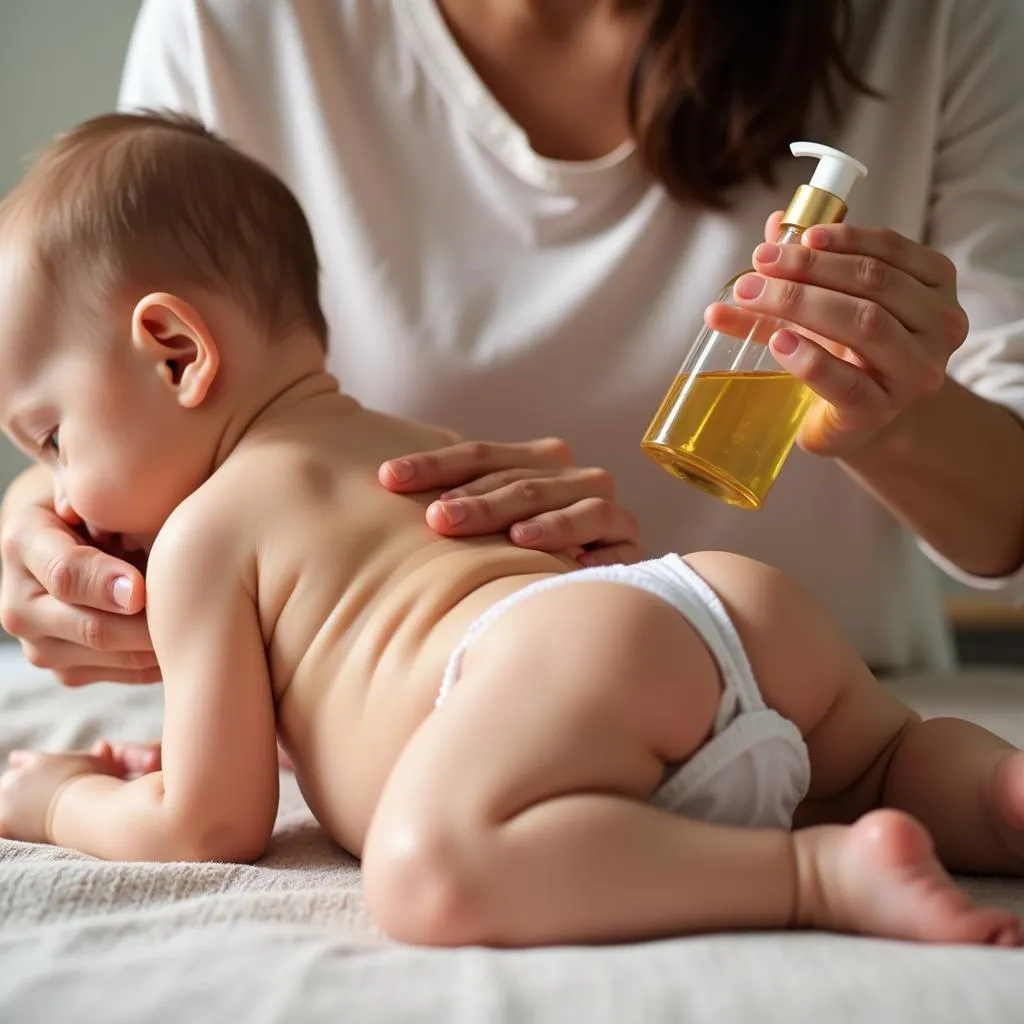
380,436,640,562
751,241,936,335
14,519,146,615
379,438,573,493
11,593,155,652
769,328,889,413
508,496,640,557
722,273,936,397
425,478,639,559
802,222,958,291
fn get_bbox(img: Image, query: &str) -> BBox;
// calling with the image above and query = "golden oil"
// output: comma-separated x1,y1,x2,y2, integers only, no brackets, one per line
641,371,816,509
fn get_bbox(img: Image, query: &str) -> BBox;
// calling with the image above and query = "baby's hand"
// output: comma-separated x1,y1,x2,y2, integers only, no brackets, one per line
0,743,125,844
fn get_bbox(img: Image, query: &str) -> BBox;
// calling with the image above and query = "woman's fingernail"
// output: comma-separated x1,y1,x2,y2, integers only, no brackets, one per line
755,243,781,264
512,522,544,544
735,274,766,301
804,227,830,249
441,501,466,527
771,329,800,356
387,459,415,483
112,576,133,609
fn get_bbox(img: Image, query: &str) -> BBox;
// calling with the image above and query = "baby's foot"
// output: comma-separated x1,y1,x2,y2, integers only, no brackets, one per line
796,809,1021,946
986,751,1024,866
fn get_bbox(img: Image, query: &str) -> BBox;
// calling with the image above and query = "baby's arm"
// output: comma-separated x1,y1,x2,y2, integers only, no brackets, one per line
47,508,279,862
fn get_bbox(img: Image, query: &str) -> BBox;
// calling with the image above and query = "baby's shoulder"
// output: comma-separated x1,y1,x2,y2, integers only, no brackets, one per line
144,476,257,606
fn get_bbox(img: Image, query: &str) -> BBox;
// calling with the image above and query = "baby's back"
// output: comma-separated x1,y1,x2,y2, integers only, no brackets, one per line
224,394,572,851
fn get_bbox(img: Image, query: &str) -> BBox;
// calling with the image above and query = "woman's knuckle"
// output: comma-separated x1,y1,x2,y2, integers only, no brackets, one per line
877,228,904,261
45,556,75,600
0,604,26,638
854,299,887,340
581,466,615,497
583,497,613,529
515,479,540,503
545,508,570,537
468,493,493,523
857,256,887,293
828,223,853,249
776,279,803,311
942,305,969,347
0,524,23,563
837,370,868,408
464,441,490,463
537,437,572,464
935,252,958,286
80,613,107,651
791,245,815,272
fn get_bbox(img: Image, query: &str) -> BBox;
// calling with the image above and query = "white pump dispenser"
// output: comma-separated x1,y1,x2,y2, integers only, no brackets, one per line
790,141,868,203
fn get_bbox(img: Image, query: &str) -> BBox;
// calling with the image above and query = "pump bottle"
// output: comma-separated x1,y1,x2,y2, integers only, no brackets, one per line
641,142,868,509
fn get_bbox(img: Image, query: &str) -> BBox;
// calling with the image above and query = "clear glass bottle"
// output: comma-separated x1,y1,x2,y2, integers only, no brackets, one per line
641,143,868,509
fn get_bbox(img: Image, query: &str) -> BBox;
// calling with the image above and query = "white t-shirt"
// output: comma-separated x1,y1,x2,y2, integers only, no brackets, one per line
117,0,1024,671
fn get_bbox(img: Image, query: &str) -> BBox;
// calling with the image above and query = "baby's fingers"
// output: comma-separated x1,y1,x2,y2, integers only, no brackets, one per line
7,749,41,769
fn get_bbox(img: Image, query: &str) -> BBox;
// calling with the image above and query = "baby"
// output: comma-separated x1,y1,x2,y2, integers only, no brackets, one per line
1,112,1022,950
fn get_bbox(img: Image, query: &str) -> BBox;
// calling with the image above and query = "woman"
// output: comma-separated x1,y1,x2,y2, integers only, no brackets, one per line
2,0,1023,693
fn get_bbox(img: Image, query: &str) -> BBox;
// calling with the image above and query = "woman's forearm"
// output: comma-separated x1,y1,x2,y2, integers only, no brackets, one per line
0,463,53,527
841,377,1024,579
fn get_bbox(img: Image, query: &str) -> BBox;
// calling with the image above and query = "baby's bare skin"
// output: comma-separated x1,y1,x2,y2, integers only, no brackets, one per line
220,389,575,853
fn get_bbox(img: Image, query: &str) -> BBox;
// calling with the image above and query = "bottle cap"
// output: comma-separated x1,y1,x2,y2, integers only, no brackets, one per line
790,142,868,202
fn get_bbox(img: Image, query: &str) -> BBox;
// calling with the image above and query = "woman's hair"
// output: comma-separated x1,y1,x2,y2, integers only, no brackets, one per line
628,0,877,207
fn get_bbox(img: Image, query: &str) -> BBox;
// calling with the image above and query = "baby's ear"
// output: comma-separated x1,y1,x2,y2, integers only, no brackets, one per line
130,293,220,408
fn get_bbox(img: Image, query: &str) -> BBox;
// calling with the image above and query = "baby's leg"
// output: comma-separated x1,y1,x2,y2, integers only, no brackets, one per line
362,575,1017,948
688,551,1024,875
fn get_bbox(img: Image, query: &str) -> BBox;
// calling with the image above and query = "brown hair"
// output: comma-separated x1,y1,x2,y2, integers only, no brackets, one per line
0,111,328,346
628,0,878,208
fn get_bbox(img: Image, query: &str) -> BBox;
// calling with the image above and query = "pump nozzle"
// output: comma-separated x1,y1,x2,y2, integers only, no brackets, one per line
789,141,868,203
781,142,868,231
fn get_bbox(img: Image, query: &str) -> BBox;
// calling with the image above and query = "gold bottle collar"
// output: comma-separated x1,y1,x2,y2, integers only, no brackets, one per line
781,185,847,230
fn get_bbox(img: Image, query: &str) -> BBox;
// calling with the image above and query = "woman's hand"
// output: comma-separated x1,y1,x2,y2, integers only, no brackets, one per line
379,438,641,566
0,487,158,687
706,213,969,455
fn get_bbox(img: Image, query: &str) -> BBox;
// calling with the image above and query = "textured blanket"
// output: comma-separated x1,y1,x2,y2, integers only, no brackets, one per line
1,648,1023,1023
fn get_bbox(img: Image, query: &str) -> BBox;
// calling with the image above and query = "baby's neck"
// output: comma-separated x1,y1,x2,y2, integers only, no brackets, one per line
210,343,356,472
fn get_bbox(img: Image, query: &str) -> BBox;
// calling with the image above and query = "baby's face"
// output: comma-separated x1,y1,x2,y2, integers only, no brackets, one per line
0,253,207,543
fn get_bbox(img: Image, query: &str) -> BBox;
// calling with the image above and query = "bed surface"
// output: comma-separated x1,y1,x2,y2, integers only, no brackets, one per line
1,646,1023,1022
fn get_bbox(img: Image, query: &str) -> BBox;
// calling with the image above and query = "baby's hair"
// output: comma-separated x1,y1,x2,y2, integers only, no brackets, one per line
0,109,328,347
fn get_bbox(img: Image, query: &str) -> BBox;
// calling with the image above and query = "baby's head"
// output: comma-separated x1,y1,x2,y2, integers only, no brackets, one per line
0,110,328,542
